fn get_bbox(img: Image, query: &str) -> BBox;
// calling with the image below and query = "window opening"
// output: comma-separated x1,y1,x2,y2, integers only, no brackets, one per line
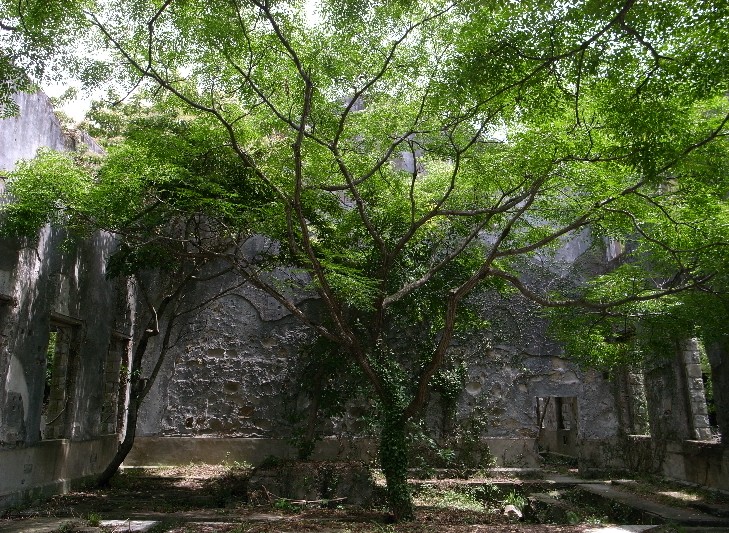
536,395,579,456
100,336,129,434
40,324,75,439
42,330,57,406
699,347,719,440
628,372,650,435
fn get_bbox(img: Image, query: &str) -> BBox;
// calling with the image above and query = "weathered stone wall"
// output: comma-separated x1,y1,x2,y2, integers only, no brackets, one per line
3,89,726,498
0,91,136,510
662,440,729,491
645,339,712,443
640,339,728,491
0,91,102,171
137,270,314,439
706,341,729,444
133,227,625,468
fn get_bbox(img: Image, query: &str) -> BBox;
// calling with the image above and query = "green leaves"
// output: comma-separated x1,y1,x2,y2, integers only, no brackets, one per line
1,149,94,237
4,0,727,353
5,0,729,517
0,0,89,116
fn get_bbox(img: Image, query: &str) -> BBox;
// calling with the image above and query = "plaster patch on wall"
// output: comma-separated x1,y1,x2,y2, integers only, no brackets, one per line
0,270,14,296
465,381,482,396
5,356,29,430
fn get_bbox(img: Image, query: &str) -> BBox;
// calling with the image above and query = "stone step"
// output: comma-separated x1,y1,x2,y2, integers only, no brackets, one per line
407,467,545,480
690,501,729,518
577,483,729,527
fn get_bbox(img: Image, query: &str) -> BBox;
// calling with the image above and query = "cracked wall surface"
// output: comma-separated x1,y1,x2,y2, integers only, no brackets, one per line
2,89,727,499
0,91,136,510
138,279,314,439
135,229,626,467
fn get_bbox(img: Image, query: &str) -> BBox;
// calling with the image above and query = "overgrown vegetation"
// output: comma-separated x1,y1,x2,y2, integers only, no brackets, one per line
3,0,729,520
3,465,728,531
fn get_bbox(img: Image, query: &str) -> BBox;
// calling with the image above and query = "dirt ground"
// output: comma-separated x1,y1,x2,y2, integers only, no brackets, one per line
0,465,711,532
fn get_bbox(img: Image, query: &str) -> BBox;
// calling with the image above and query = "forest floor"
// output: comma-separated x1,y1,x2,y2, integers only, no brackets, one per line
1,463,728,533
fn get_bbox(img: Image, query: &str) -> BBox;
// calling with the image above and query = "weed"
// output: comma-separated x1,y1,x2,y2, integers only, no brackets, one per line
221,451,252,473
259,455,285,469
54,521,82,533
413,485,485,512
502,490,527,512
585,515,608,525
146,519,185,532
228,526,253,533
657,523,689,533
273,498,302,513
565,510,581,524
86,512,102,526
471,482,500,502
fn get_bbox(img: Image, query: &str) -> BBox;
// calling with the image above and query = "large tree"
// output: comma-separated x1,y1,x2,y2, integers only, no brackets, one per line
4,0,729,520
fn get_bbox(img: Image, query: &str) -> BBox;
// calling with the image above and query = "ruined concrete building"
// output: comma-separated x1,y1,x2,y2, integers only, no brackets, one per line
1,92,727,510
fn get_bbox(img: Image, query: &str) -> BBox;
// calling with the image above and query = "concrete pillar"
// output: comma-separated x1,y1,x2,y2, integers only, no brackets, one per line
614,369,650,435
681,339,712,440
645,339,711,442
707,341,729,444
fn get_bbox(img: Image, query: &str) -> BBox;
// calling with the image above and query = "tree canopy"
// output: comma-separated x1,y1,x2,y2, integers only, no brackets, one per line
0,0,90,116
2,0,729,520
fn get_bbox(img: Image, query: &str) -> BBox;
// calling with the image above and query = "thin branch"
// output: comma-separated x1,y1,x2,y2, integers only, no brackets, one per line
87,11,289,206
146,0,175,72
331,3,456,150
574,49,584,127
618,19,672,62
382,177,539,308
656,111,729,176
408,139,419,225
488,266,712,310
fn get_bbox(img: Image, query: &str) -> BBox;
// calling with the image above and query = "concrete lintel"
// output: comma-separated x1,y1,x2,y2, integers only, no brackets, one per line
49,311,84,327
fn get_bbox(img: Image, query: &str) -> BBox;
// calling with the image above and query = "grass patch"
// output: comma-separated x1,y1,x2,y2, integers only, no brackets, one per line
412,485,487,512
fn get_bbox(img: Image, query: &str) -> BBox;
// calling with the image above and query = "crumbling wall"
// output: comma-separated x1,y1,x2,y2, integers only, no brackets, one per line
0,91,102,169
132,225,624,469
136,241,317,442
644,339,712,443
641,339,727,490
0,91,136,510
707,341,729,444
137,277,314,439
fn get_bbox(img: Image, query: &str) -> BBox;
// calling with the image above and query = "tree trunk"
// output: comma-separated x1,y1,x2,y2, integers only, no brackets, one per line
380,407,414,521
96,327,156,487
95,269,217,486
96,381,142,486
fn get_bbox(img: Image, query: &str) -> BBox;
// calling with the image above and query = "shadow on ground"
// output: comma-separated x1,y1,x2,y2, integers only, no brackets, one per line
1,465,728,533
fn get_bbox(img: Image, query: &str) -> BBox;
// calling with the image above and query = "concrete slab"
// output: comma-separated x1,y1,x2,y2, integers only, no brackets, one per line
0,517,83,533
544,473,606,485
583,526,661,533
578,483,729,527
0,518,162,533
690,501,729,517
679,529,729,533
100,519,159,532
487,467,545,478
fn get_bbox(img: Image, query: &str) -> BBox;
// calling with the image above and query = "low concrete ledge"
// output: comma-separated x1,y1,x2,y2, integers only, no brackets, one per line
663,440,729,492
124,436,539,468
124,437,379,467
0,435,119,511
